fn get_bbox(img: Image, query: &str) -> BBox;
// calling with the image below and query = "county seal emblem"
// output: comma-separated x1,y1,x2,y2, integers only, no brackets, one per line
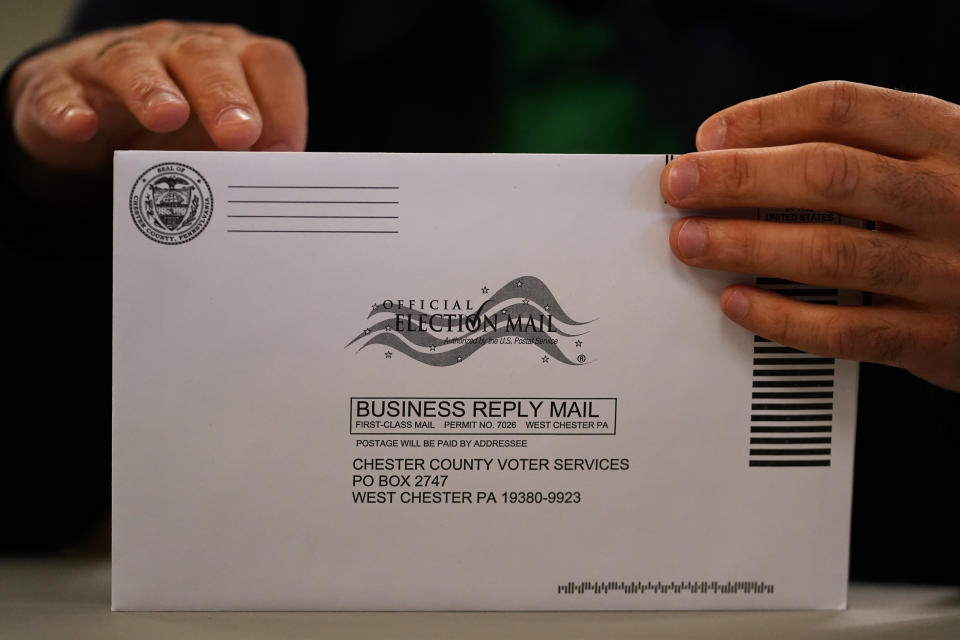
129,163,213,244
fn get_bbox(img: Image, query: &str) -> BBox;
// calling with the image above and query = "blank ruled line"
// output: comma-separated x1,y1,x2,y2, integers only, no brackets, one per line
750,448,831,456
751,402,833,410
752,414,832,422
228,200,399,204
751,426,832,433
227,230,398,234
769,288,838,297
750,459,830,467
753,380,834,388
752,392,834,399
753,346,807,354
227,215,399,219
750,437,832,444
756,278,801,285
753,369,835,377
228,185,399,189
753,357,835,365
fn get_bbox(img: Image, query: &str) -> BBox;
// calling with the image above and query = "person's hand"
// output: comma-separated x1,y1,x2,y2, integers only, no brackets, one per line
660,81,960,392
6,20,307,171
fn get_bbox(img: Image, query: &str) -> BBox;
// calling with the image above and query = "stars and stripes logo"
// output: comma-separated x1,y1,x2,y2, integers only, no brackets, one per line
347,276,593,366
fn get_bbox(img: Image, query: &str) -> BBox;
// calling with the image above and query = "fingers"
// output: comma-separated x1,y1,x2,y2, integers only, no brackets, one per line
91,37,189,133
661,144,958,232
669,218,960,304
719,285,960,390
11,22,304,159
166,31,263,150
21,71,98,142
240,37,308,151
9,22,305,170
696,81,960,159
670,80,960,392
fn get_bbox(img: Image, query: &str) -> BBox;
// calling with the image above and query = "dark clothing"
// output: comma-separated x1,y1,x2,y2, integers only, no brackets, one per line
2,0,958,583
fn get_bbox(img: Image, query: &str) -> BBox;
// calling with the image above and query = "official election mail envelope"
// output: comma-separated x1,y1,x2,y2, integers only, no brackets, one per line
112,151,859,611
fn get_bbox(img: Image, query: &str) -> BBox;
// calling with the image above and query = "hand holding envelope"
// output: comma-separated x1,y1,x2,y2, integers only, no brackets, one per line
661,81,960,392
7,20,307,170
8,22,959,389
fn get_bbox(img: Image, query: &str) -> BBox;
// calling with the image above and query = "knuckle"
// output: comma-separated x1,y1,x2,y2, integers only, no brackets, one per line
202,78,253,110
810,232,912,293
206,77,244,99
938,108,960,153
30,76,72,110
30,78,63,103
211,23,248,38
138,19,181,39
739,97,772,137
874,159,958,220
97,38,150,68
825,315,907,364
916,168,959,217
877,88,958,154
861,234,918,292
728,223,761,266
928,314,960,353
905,90,953,122
949,259,960,305
864,322,908,364
907,314,960,387
126,76,166,106
720,150,756,197
807,228,859,282
944,314,960,352
768,305,797,346
812,80,859,125
804,143,860,199
171,32,227,58
824,315,860,359
12,55,43,88
243,37,300,64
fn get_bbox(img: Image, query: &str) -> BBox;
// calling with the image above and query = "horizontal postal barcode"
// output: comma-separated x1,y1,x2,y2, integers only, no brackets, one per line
558,580,774,595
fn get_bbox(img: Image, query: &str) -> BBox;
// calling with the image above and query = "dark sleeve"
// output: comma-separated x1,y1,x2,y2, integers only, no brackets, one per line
0,54,112,551
0,0,283,553
0,0,228,552
850,363,960,584
68,0,295,37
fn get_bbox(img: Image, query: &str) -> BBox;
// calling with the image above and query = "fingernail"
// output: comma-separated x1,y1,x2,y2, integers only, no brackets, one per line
722,289,750,322
676,218,707,259
61,105,94,121
145,90,183,109
667,158,699,200
59,106,97,140
217,107,254,125
697,117,726,150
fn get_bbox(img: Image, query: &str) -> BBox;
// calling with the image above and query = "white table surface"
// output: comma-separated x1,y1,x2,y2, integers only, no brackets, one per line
2,558,959,639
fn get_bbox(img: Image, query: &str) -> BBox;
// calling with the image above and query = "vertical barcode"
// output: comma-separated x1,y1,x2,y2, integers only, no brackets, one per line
749,209,838,468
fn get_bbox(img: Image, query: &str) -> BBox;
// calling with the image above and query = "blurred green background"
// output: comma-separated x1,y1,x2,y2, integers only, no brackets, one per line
0,0,72,71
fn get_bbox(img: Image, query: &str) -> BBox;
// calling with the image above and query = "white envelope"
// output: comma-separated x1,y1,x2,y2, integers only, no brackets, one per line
112,151,859,611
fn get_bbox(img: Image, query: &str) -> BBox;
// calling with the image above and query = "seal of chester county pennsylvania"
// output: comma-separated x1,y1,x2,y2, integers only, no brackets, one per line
130,163,213,244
